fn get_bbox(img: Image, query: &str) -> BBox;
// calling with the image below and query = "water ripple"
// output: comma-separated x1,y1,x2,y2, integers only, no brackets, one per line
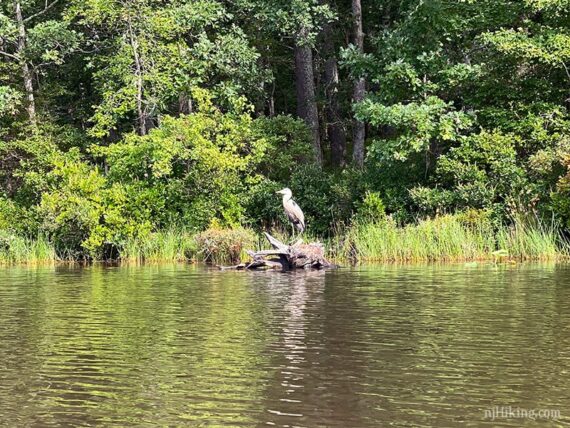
0,264,569,426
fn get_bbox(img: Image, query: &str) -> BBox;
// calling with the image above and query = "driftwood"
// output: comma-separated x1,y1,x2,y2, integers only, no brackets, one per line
220,232,335,271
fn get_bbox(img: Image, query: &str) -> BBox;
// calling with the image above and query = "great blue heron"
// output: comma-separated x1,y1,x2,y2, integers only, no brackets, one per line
276,188,305,235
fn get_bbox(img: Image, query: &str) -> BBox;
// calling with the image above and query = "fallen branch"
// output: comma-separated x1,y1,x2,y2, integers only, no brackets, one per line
219,232,336,271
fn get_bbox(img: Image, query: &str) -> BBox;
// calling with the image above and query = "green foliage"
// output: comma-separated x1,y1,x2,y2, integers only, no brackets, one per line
243,165,366,236
68,0,268,137
288,164,362,236
26,20,81,64
252,115,313,182
358,95,473,162
552,154,570,228
410,131,527,215
0,1,79,127
233,0,334,46
0,197,38,235
0,86,21,117
352,0,570,226
0,90,317,258
37,153,154,258
481,28,570,67
3,0,570,264
242,178,284,229
341,213,565,262
354,192,386,223
95,91,271,231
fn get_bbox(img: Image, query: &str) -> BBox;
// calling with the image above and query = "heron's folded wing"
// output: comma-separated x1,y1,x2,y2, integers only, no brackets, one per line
290,199,305,227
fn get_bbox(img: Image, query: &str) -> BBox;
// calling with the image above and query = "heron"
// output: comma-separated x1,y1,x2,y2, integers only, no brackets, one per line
276,188,305,236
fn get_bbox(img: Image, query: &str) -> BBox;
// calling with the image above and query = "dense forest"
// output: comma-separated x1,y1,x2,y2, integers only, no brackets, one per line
1,0,570,261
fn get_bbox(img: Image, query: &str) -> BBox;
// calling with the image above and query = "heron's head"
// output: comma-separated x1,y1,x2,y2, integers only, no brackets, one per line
276,188,292,197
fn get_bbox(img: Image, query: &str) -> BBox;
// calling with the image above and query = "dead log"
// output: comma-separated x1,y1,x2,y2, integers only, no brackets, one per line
219,232,336,271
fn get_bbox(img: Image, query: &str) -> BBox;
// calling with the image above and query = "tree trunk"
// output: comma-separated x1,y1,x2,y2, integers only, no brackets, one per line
127,18,147,136
294,28,323,166
178,93,192,115
15,1,36,126
351,0,366,167
268,81,275,117
322,22,346,167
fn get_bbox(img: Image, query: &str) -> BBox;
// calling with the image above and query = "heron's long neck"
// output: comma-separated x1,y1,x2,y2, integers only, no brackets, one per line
282,194,291,203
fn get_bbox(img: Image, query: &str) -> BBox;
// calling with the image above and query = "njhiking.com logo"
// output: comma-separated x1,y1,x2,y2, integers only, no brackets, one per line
483,406,560,421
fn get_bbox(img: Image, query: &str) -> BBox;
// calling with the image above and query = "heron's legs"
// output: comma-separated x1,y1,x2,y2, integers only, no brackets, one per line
289,224,303,245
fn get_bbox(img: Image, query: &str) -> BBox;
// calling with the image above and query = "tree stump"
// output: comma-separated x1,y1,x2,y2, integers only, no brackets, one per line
219,232,335,271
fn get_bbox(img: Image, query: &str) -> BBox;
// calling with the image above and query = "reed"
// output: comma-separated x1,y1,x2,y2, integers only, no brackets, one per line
495,217,568,260
339,214,567,262
120,229,197,263
0,232,57,264
0,214,568,264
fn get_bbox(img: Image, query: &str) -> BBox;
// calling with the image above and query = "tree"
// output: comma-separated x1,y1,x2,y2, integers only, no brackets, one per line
321,17,347,167
0,0,78,126
351,0,570,219
14,1,35,124
351,0,365,167
228,0,333,166
294,29,322,166
69,0,267,137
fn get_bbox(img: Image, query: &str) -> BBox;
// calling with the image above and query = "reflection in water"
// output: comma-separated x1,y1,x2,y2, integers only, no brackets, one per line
281,274,309,395
266,272,322,424
0,263,569,426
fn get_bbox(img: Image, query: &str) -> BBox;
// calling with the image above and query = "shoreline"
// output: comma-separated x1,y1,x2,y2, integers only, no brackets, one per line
2,214,569,266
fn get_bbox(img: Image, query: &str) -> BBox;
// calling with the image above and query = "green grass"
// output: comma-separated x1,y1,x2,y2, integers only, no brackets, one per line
330,214,568,263
121,229,197,263
0,232,56,265
496,217,567,260
0,214,568,265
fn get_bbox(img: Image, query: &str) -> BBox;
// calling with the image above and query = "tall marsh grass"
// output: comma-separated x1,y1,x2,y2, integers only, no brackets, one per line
0,214,568,264
496,218,567,260
121,229,197,263
0,232,56,264
335,214,568,262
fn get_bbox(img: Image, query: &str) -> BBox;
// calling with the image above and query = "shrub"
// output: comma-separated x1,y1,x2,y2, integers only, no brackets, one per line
94,92,312,231
354,191,386,223
195,225,256,264
410,131,529,216
38,152,154,258
552,153,570,228
0,197,39,235
252,115,313,182
242,178,284,229
95,100,266,229
288,164,362,236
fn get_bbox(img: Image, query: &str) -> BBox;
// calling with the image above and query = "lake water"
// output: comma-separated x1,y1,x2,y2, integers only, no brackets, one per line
0,263,569,427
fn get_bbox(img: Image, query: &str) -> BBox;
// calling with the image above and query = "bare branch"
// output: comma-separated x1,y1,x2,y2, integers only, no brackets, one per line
23,0,60,23
0,50,20,61
31,61,52,72
561,61,570,83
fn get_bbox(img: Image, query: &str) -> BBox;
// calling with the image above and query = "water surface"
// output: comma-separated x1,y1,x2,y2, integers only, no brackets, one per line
0,264,569,426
